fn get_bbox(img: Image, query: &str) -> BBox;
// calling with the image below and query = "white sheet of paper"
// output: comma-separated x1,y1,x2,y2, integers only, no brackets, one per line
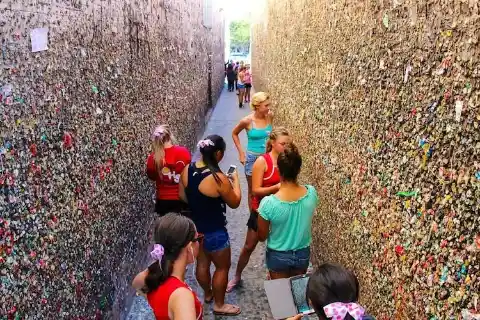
31,28,49,52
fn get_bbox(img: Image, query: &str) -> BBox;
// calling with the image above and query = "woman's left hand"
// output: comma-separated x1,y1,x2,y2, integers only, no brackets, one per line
286,315,303,320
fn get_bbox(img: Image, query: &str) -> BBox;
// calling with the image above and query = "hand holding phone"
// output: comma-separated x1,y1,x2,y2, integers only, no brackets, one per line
227,165,237,178
290,275,315,315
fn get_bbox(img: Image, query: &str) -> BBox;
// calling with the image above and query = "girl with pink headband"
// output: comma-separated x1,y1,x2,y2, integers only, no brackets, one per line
287,263,374,320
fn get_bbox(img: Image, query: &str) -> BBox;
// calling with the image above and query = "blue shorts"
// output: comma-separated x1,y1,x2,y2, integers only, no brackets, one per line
244,152,260,176
202,229,230,253
266,247,310,272
237,83,245,89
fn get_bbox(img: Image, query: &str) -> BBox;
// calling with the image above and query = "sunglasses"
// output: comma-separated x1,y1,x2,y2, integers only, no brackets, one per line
192,234,204,243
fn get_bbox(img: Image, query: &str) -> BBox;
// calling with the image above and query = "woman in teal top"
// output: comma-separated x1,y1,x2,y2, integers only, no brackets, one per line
232,91,273,211
257,143,318,280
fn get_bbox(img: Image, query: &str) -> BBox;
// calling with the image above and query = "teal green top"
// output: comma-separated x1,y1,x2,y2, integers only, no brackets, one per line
258,185,318,251
247,120,272,154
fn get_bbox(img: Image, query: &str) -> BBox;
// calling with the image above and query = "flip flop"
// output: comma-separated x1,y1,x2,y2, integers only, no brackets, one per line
213,305,241,317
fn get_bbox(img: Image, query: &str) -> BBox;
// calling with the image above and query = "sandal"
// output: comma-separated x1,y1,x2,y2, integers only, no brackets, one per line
213,304,241,316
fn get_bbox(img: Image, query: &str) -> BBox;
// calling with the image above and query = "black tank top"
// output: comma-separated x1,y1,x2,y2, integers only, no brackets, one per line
185,164,227,233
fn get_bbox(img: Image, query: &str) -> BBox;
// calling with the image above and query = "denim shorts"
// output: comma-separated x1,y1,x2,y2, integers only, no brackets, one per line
266,247,310,272
202,229,230,253
244,152,260,176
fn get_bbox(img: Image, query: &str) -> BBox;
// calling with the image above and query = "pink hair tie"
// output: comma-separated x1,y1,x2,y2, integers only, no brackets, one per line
150,244,165,262
197,139,215,149
152,126,165,138
323,302,365,320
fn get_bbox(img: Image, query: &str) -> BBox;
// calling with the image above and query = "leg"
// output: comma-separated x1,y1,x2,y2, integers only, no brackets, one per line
227,227,259,292
246,175,253,211
210,246,241,315
238,88,244,106
245,86,251,102
196,245,213,302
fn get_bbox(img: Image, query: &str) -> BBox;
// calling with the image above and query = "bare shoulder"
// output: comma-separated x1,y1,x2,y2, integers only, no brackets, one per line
267,110,275,122
242,115,253,124
170,287,194,301
237,115,252,129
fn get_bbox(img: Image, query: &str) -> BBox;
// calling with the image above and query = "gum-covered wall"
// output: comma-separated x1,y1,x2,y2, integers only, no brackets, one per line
0,0,224,318
252,0,479,318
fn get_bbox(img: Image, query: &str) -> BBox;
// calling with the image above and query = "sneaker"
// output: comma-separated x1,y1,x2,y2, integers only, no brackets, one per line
239,103,243,108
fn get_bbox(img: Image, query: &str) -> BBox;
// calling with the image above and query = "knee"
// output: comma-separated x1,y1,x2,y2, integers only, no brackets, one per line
243,244,256,254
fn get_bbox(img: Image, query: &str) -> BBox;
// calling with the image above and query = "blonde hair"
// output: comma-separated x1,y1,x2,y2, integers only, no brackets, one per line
251,92,270,110
266,127,290,153
151,125,174,173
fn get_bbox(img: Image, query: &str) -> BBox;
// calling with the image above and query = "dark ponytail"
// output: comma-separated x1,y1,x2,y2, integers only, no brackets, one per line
197,135,226,184
144,213,196,293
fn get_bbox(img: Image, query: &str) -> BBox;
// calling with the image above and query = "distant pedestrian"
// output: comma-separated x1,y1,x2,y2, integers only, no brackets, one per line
237,66,247,108
146,125,191,217
234,62,240,94
243,64,252,103
226,64,236,92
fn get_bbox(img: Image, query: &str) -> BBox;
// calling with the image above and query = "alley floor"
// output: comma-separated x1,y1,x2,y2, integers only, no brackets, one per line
126,86,273,320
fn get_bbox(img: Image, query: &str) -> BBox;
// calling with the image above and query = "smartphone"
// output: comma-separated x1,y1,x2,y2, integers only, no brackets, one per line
290,274,315,315
227,165,237,176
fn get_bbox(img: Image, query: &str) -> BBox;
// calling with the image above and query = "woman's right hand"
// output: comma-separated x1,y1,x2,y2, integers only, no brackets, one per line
274,183,281,192
230,169,240,185
239,152,246,165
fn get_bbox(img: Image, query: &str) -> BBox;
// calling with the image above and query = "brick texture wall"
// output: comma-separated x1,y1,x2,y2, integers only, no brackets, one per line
252,0,479,318
0,0,224,318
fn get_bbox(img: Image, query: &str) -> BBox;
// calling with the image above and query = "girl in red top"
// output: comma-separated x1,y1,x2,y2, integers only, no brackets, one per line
227,127,291,291
132,213,204,320
146,125,192,216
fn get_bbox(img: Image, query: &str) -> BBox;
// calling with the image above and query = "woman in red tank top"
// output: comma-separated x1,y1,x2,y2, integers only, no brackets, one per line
146,125,192,216
227,127,291,292
132,213,204,320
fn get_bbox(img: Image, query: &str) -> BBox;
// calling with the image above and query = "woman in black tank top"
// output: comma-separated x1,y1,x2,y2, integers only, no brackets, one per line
179,134,242,316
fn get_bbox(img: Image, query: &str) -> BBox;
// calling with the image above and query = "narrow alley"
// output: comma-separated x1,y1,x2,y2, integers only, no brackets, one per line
1,0,479,319
127,87,273,320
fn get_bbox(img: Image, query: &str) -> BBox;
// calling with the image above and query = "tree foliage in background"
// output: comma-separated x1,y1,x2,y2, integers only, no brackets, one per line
230,20,250,53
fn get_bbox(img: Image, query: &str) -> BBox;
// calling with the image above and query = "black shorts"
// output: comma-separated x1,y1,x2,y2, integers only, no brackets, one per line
246,210,258,231
155,200,190,218
245,83,252,88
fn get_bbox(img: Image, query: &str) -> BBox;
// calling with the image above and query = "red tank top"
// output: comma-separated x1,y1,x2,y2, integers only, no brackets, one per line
251,153,280,211
147,277,203,320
